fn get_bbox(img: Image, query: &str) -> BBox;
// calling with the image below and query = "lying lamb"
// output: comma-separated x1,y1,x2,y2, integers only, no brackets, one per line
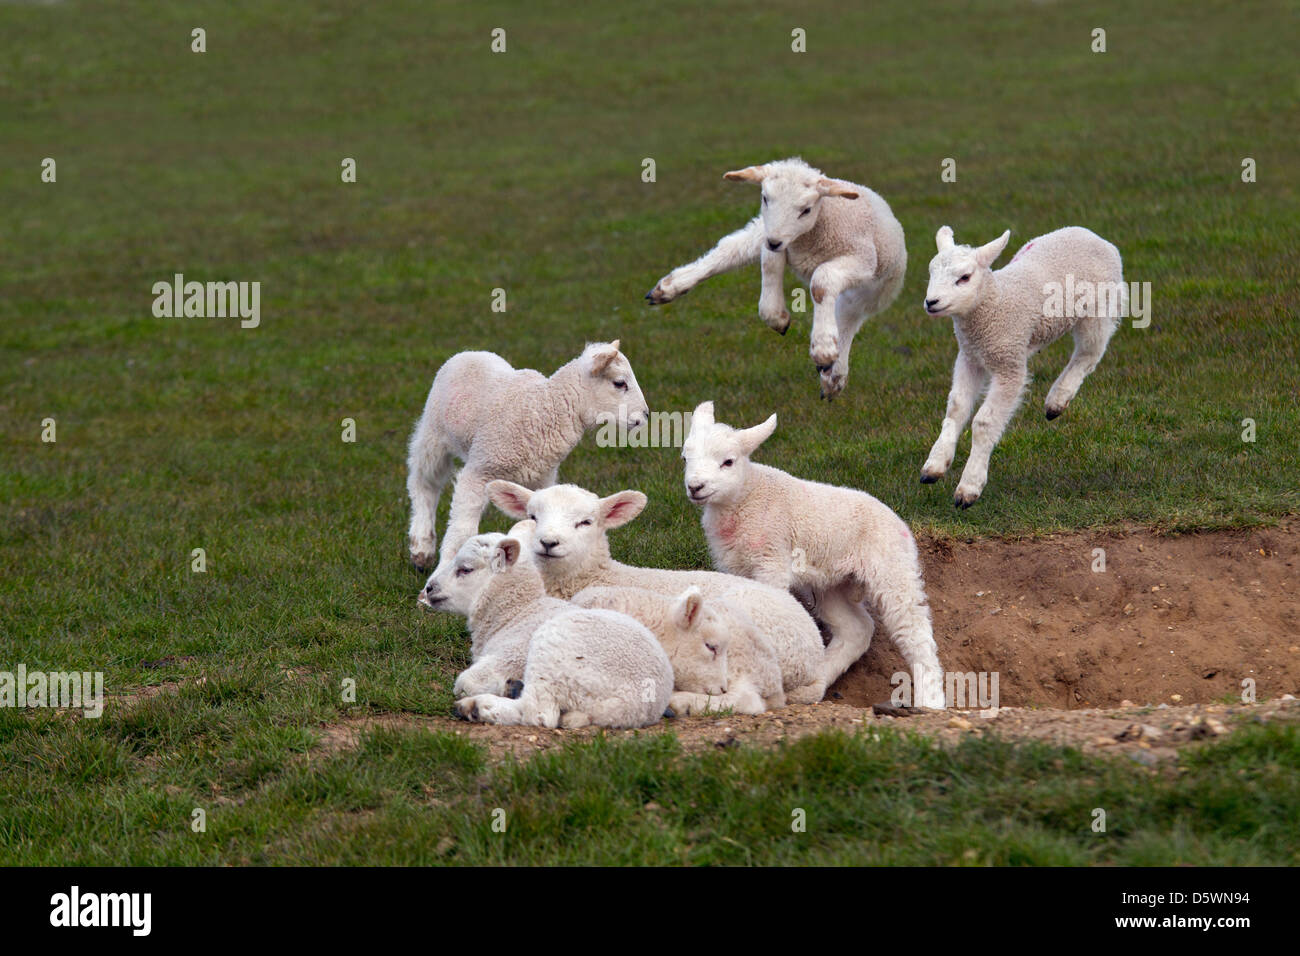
682,401,946,709
486,479,830,704
419,533,673,729
572,585,786,716
646,157,906,399
921,226,1124,507
406,340,649,572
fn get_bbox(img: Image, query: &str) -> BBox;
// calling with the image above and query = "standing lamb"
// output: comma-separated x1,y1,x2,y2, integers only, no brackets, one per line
682,401,947,709
571,585,786,716
920,226,1125,507
418,533,673,729
645,157,906,400
485,480,832,704
406,340,649,572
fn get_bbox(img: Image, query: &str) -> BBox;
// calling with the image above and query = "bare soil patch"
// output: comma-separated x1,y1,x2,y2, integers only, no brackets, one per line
834,522,1300,709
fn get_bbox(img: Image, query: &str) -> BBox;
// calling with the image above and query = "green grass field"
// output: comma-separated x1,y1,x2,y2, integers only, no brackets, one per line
2,0,1297,865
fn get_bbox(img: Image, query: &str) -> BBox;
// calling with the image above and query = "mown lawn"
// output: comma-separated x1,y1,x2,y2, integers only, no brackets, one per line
1,0,1296,864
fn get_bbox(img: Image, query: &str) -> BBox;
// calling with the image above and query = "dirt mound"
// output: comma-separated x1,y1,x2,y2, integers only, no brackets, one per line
834,523,1300,709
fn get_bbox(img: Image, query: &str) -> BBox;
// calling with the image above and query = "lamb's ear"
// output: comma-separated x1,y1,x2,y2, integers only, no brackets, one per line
690,400,715,430
672,586,704,632
723,165,766,184
598,490,647,528
486,480,533,519
737,413,778,456
490,537,521,572
974,230,1011,268
587,341,621,377
816,178,859,199
936,225,955,251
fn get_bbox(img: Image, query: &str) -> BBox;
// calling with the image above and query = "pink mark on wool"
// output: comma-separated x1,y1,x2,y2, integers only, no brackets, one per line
716,513,739,544
746,532,768,551
1011,240,1035,263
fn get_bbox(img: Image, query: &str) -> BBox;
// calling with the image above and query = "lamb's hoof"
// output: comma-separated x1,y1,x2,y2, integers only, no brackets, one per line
644,289,659,304
505,679,524,700
872,701,920,718
777,323,789,336
410,552,435,575
953,492,979,509
920,473,939,484
454,698,479,721
663,706,677,719
646,283,683,305
1045,407,1063,420
815,363,832,372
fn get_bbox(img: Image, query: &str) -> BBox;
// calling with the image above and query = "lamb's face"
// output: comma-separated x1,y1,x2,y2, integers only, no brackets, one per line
582,341,649,431
668,588,731,697
924,226,1011,317
758,171,827,251
419,533,505,614
682,402,777,506
724,160,860,253
486,481,647,579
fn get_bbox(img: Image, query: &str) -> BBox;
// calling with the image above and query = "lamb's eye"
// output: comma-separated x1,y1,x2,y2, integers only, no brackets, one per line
455,566,472,577
576,518,592,528
527,513,536,521
799,207,811,217
613,380,628,390
705,643,718,657
956,274,971,285
761,195,768,205
721,459,734,468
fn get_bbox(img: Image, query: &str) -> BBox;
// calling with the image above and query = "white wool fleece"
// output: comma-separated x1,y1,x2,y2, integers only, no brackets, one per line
647,157,906,400
921,226,1124,508
572,585,786,716
406,340,650,572
486,479,828,705
421,533,673,729
683,401,947,709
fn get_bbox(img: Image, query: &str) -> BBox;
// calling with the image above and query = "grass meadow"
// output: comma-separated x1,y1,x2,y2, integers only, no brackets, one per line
1,0,1297,864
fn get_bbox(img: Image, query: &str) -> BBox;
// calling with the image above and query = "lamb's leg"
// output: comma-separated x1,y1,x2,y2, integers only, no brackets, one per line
1044,316,1116,419
669,684,766,716
646,217,764,304
758,245,790,333
817,586,876,688
407,428,457,573
457,683,555,726
922,350,987,483
820,293,869,400
868,578,945,709
438,469,490,567
452,658,510,698
953,367,1027,508
807,258,861,372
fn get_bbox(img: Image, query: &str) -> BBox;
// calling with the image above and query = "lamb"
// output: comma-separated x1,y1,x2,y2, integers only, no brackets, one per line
418,532,673,729
645,157,906,400
406,340,650,572
681,401,947,709
485,479,830,704
920,226,1125,507
572,585,786,716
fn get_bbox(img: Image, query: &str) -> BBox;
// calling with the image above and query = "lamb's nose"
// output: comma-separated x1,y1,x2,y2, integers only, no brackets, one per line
688,482,705,496
539,538,559,551
767,240,782,251
925,298,939,309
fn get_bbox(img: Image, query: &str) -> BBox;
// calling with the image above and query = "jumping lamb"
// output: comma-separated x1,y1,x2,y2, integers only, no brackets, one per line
418,533,673,729
485,480,831,704
920,226,1124,507
682,401,947,709
572,585,786,716
645,157,906,399
406,340,649,571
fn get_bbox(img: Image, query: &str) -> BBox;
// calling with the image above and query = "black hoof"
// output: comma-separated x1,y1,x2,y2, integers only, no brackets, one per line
778,325,789,336
663,706,677,719
920,474,938,484
815,363,832,372
954,497,975,510
644,291,658,304
1045,408,1062,420
505,679,524,699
